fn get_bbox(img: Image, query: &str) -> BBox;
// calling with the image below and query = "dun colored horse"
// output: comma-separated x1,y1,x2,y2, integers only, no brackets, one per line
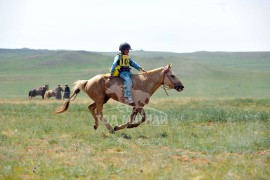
44,90,56,99
55,64,184,133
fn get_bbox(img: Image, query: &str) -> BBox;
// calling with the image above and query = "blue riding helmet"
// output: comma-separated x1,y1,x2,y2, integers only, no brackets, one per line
119,42,132,51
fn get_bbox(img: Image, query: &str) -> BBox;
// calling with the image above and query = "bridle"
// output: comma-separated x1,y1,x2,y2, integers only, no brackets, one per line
136,66,184,96
161,68,172,95
161,67,183,95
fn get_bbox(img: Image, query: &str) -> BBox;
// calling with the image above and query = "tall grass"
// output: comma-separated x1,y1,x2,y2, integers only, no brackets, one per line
0,98,269,179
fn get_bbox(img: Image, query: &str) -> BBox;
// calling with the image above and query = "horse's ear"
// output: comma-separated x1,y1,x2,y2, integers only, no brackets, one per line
166,64,172,69
164,64,172,73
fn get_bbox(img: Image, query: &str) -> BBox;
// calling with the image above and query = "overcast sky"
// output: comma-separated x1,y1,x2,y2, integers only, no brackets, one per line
0,0,269,53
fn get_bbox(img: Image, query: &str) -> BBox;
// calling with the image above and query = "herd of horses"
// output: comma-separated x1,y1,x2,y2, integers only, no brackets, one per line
28,85,56,99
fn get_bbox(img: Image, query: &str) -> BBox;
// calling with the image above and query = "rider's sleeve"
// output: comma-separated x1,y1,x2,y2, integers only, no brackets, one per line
129,57,142,71
110,55,120,74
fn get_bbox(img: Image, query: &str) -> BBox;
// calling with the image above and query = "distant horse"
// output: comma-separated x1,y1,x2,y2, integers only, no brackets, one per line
28,86,47,99
44,90,56,99
55,64,184,133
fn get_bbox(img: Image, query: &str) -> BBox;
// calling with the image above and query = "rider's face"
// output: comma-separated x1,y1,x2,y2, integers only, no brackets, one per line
123,49,129,55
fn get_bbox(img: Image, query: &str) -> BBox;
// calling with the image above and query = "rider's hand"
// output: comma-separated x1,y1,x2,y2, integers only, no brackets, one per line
141,68,147,73
109,74,113,79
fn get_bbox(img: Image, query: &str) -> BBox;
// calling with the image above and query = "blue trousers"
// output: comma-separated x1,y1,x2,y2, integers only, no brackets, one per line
119,71,133,98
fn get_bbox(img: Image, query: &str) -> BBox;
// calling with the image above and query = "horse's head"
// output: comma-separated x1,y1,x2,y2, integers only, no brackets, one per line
162,64,184,92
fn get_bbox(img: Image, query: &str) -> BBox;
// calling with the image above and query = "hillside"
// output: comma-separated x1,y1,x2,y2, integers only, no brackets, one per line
0,48,269,98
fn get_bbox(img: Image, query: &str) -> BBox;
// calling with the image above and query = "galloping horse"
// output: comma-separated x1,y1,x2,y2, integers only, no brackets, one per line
55,64,184,133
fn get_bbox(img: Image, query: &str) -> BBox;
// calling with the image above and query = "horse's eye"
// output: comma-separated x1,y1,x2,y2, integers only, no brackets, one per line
170,75,175,78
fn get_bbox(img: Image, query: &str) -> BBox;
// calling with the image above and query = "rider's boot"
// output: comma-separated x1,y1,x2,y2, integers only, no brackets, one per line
125,97,135,105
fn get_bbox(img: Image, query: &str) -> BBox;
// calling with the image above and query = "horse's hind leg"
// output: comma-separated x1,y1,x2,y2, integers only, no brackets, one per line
88,103,99,130
114,107,138,131
95,103,114,133
127,108,146,128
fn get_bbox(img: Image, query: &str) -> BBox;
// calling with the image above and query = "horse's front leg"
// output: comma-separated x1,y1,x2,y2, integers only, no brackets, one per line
114,107,138,131
127,108,146,128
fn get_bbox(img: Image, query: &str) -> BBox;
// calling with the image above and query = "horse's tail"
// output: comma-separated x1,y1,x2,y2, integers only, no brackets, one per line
55,80,88,114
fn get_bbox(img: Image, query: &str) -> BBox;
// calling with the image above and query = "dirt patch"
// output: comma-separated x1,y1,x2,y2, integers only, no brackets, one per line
258,150,270,156
173,149,209,165
172,155,209,164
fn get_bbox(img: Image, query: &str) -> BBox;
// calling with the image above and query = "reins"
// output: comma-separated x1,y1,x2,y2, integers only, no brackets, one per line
161,84,170,96
113,65,175,96
161,67,173,96
139,67,173,96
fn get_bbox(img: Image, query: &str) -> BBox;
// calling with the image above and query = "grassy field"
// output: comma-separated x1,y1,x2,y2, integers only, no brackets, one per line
0,49,270,179
0,98,269,179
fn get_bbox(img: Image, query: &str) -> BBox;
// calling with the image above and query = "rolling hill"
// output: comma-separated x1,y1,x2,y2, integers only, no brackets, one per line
0,48,269,98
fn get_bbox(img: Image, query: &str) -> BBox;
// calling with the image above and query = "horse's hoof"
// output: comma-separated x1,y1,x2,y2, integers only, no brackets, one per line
127,124,132,128
110,129,115,134
93,125,98,130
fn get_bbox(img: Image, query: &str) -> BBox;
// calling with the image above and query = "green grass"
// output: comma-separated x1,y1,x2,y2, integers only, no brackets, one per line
0,49,270,178
0,98,269,179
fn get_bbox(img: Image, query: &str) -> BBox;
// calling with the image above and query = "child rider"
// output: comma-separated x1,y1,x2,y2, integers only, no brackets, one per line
110,42,146,104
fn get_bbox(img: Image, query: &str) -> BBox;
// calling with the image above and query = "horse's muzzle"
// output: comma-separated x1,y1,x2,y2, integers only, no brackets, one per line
175,83,184,91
